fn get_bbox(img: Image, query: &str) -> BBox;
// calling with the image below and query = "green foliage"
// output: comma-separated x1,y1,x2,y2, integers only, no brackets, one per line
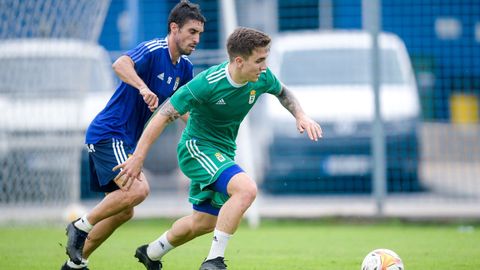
0,219,478,269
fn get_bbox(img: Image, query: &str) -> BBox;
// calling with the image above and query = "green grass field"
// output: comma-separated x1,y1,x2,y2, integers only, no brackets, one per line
0,218,478,269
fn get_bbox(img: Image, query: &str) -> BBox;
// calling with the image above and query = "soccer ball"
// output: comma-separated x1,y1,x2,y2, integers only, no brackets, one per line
63,203,87,222
361,249,404,270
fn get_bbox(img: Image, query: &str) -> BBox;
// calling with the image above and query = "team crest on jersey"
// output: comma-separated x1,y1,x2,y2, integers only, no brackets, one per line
173,77,180,91
249,90,256,104
215,152,226,162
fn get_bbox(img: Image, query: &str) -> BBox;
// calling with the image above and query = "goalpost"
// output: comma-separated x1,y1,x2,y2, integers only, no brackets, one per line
0,0,111,223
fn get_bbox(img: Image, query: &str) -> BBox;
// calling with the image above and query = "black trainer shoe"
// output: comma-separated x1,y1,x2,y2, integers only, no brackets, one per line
60,262,89,270
65,219,88,265
199,257,227,270
135,244,162,270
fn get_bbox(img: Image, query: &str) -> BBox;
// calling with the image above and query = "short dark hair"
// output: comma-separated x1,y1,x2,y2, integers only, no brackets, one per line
168,1,206,33
227,27,271,61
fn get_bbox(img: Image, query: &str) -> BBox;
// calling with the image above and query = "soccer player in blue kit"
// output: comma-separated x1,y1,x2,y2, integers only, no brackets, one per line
61,2,205,270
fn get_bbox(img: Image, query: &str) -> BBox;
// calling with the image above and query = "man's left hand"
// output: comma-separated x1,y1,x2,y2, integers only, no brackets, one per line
296,115,323,141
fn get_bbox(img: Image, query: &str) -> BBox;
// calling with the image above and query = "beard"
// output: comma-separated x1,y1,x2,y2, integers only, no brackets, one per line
177,42,193,56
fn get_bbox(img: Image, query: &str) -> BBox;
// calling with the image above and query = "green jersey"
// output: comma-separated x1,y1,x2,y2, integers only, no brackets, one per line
170,61,282,157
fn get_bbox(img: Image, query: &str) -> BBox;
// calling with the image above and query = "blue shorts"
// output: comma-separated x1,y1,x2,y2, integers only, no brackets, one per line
192,164,244,216
87,138,134,193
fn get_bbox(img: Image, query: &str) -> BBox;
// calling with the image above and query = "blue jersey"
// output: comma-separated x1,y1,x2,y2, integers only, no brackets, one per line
86,37,194,146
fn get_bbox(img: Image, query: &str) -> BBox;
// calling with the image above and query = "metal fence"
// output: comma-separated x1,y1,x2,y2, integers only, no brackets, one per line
0,0,113,222
2,0,479,222
118,0,480,220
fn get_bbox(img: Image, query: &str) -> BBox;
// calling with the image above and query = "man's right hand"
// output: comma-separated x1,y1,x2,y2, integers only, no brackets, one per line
139,86,159,112
112,154,144,191
113,174,136,191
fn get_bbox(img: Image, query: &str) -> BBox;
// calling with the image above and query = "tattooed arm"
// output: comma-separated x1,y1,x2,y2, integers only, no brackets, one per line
113,99,180,181
277,84,306,119
276,84,323,141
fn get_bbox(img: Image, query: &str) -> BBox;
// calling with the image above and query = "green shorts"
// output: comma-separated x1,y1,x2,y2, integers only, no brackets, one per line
177,138,235,208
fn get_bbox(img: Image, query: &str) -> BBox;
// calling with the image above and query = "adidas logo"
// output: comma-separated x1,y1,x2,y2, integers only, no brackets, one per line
157,72,164,80
215,98,226,105
87,144,95,152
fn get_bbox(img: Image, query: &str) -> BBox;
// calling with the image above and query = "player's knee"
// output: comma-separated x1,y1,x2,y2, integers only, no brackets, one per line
137,181,150,201
128,180,149,206
237,183,257,207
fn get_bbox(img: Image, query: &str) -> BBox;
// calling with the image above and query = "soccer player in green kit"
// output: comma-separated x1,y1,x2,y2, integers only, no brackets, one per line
114,27,322,270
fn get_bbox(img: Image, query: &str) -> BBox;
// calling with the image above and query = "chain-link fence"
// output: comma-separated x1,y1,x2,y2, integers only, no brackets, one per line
3,0,479,222
134,0,480,219
0,0,112,222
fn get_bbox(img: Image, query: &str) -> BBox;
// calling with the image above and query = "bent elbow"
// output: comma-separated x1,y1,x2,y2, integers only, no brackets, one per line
112,58,122,73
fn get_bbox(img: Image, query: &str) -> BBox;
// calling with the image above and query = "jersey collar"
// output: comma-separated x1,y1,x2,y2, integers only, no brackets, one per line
225,64,247,88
